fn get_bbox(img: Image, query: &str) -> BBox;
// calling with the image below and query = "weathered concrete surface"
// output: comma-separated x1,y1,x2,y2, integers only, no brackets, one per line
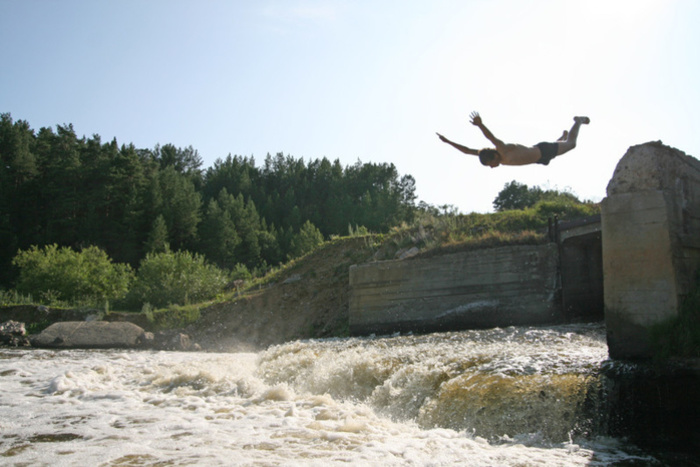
349,244,561,335
602,141,700,359
31,321,146,349
557,214,601,243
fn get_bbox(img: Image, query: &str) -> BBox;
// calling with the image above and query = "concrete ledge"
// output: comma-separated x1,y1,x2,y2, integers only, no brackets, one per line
349,244,561,335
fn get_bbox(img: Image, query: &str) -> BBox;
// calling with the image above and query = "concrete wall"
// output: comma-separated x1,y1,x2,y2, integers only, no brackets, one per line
349,244,561,335
602,142,700,359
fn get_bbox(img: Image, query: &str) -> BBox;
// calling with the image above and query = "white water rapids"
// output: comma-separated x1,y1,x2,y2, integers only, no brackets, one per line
1,324,659,465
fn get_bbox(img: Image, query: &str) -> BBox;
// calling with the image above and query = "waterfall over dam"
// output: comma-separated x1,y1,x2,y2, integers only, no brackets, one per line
1,325,669,465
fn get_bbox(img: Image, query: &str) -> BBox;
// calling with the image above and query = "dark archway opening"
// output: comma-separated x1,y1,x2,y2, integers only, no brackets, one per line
560,231,604,322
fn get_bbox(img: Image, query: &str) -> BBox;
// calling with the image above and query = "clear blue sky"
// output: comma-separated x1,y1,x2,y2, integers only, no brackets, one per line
2,0,699,213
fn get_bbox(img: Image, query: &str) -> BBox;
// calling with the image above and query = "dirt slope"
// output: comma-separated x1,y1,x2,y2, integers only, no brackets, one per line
187,237,377,351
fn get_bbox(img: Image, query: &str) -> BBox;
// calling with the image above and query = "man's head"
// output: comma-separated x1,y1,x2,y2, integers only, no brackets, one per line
478,149,500,168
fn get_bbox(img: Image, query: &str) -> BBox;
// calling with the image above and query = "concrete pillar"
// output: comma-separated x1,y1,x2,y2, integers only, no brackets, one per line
602,142,700,359
602,190,678,358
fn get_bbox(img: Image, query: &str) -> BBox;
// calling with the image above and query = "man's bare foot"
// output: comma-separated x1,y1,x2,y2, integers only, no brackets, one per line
574,116,590,124
557,130,569,142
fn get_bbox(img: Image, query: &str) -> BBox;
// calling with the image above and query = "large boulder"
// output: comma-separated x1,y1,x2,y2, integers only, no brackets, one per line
31,321,146,349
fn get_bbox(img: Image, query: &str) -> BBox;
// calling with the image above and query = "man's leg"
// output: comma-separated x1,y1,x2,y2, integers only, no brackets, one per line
556,117,589,155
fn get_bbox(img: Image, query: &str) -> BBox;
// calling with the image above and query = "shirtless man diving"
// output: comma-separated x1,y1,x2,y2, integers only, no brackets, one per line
436,112,590,168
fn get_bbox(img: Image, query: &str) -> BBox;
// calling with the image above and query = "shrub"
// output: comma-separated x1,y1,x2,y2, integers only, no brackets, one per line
533,199,599,220
230,263,252,281
289,220,324,259
0,289,34,306
386,195,600,256
491,209,540,233
125,249,228,309
12,244,133,304
493,180,581,212
150,304,201,329
348,224,370,237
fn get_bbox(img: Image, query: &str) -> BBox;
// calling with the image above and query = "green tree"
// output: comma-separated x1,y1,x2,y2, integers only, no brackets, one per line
202,154,255,201
151,143,203,178
493,181,536,211
90,141,151,264
257,224,281,266
198,193,240,269
156,166,202,251
145,214,170,253
33,124,84,246
493,180,580,212
0,114,422,289
289,220,324,259
398,174,417,221
125,249,228,309
0,113,38,187
0,114,38,284
235,197,263,267
12,244,133,303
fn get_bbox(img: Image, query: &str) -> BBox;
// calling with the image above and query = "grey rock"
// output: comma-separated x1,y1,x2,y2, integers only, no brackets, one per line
0,320,26,336
282,274,302,284
0,320,30,347
151,331,193,351
31,321,146,349
395,246,420,260
138,331,155,347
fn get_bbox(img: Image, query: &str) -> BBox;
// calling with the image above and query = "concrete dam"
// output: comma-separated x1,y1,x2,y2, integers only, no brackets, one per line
349,142,700,360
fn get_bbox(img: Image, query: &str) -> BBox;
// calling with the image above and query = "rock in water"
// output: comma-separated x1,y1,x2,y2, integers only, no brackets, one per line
0,320,30,347
31,321,146,349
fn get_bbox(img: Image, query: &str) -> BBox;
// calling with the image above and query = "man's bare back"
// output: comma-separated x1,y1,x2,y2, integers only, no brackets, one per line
437,112,590,168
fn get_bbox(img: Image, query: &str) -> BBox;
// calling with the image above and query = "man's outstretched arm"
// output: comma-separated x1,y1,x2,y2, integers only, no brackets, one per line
469,112,503,148
436,132,479,156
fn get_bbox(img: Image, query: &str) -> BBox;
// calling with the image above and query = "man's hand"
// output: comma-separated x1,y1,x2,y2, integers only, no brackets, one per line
469,111,482,126
436,132,479,156
436,132,450,143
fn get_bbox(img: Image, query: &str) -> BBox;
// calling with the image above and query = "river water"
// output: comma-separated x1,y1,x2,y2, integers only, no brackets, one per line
0,324,665,465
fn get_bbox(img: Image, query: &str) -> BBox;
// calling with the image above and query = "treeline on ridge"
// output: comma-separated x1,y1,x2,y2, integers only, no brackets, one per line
0,113,417,289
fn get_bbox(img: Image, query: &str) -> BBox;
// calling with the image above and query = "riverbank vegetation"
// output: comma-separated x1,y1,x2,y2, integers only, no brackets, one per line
1,113,599,328
0,113,416,287
384,190,598,259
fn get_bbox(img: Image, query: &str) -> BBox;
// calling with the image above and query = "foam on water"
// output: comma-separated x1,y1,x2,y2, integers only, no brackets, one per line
0,324,659,466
